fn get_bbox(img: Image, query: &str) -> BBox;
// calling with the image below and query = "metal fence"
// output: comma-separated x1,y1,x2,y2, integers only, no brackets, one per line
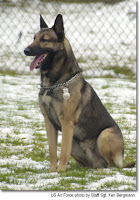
0,0,136,78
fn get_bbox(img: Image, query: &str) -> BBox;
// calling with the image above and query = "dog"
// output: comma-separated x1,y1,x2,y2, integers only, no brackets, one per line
24,14,135,172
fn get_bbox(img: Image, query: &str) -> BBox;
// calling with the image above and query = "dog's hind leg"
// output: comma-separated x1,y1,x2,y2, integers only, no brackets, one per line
79,138,108,168
71,137,93,167
71,137,108,168
97,127,124,168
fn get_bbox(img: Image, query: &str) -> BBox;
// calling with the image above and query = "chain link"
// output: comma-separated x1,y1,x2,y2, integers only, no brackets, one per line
0,0,136,78
37,73,80,91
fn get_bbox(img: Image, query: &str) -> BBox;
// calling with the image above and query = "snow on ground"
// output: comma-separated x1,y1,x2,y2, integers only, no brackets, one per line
87,172,136,190
0,74,136,190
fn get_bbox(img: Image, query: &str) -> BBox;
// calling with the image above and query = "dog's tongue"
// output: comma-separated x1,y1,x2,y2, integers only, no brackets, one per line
30,54,45,71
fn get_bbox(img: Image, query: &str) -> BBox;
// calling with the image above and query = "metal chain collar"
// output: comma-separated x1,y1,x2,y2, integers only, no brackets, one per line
36,72,80,91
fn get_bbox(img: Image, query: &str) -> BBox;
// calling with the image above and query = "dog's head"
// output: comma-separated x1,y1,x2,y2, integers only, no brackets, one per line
24,14,65,71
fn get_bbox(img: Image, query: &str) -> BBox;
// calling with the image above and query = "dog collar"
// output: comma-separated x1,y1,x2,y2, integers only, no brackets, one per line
37,72,80,91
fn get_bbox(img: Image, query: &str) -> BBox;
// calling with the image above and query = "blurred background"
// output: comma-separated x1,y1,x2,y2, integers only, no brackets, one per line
0,0,136,78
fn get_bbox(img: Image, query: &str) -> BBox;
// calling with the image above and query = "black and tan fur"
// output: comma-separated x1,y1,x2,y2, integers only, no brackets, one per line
24,14,134,172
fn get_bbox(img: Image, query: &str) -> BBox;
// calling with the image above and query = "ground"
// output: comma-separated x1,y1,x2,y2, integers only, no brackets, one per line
0,73,136,190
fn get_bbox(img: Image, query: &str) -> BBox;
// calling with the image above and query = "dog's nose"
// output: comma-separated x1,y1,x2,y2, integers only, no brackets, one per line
24,47,31,56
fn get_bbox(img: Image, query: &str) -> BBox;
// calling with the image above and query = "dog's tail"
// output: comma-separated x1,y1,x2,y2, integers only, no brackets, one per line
123,162,135,168
114,154,135,168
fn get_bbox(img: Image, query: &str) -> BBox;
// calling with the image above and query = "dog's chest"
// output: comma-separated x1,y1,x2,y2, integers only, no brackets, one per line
41,90,52,105
39,89,62,130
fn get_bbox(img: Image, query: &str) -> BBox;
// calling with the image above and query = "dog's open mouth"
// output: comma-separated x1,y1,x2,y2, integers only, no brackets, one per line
30,53,48,71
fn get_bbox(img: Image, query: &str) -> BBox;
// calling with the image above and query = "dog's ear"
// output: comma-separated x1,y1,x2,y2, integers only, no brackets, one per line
40,14,48,29
52,14,64,41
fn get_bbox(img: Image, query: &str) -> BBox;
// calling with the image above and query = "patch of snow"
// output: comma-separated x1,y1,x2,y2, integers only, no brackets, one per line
87,173,136,190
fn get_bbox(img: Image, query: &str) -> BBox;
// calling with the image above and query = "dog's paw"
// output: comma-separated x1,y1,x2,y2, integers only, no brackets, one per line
57,165,67,172
49,166,57,173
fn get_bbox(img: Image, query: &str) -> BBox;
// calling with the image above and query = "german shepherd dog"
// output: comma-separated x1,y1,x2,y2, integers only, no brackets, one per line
24,14,134,172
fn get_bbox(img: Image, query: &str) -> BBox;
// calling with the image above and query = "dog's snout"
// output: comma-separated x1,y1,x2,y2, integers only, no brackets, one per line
24,47,31,56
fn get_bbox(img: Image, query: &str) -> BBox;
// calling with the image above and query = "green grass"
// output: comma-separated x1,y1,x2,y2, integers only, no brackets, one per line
105,65,135,78
0,69,19,77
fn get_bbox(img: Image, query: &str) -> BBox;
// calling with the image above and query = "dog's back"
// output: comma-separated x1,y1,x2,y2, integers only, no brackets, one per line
24,14,135,171
69,76,124,168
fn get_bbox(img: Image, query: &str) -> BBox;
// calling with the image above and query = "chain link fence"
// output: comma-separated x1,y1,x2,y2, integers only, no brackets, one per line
0,0,136,78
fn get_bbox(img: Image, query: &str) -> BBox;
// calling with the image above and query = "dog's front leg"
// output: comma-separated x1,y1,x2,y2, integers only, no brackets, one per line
44,116,58,172
57,120,74,172
57,87,81,172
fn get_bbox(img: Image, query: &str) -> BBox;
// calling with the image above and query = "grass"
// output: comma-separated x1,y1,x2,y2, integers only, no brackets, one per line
105,65,135,78
0,69,23,77
0,73,136,190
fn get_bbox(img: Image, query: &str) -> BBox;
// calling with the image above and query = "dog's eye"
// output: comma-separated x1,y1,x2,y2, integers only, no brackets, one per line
41,38,49,42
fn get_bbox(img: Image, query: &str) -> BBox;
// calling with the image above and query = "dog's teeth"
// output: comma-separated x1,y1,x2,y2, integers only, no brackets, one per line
42,54,47,61
37,54,47,67
43,54,47,59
